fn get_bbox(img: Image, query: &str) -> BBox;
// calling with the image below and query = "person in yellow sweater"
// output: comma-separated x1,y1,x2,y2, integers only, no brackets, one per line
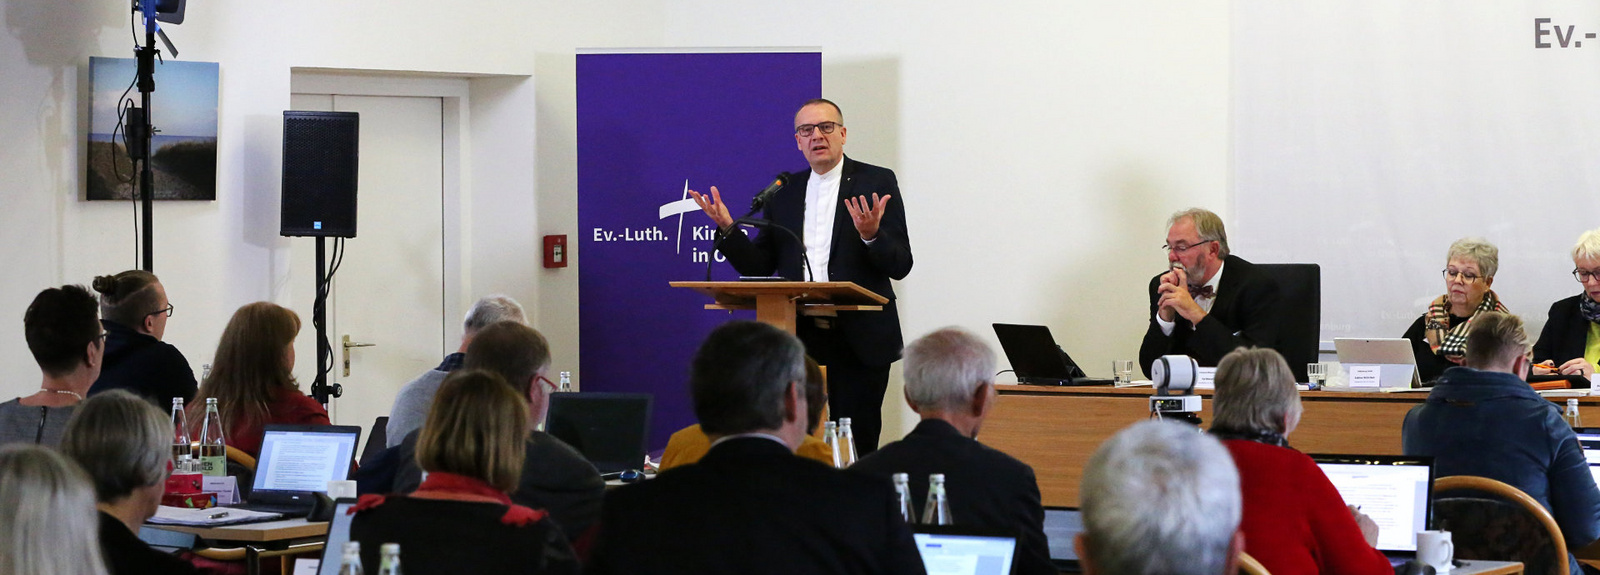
660,356,835,470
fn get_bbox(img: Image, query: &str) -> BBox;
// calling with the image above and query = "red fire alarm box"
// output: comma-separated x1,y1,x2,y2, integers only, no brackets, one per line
544,235,567,268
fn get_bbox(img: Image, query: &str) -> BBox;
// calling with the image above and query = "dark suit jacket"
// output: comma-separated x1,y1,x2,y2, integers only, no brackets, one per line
584,436,927,575
387,429,605,541
1140,254,1283,376
99,511,203,575
716,157,913,366
851,419,1053,575
1535,294,1594,365
89,319,197,408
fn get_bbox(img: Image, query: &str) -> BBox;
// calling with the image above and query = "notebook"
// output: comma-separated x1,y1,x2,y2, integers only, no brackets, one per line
1041,507,1083,572
544,392,652,475
992,323,1112,386
911,525,1018,575
1311,454,1434,557
235,424,361,517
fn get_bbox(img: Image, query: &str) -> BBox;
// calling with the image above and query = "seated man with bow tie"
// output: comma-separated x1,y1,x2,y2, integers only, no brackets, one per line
1139,208,1284,377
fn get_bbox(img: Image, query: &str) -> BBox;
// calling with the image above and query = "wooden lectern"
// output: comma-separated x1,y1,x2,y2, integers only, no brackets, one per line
668,281,888,334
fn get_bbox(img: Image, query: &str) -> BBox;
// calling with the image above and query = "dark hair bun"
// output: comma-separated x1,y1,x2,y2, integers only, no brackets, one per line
91,275,118,295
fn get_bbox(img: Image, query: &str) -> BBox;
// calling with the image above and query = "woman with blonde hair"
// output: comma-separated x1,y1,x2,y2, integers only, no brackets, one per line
190,302,329,456
349,369,578,573
1533,227,1600,380
0,444,109,575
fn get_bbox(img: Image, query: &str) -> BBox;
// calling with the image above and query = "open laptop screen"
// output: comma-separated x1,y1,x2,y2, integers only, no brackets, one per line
1312,454,1433,553
253,425,360,494
545,392,652,475
1042,507,1082,570
1573,428,1600,486
912,525,1017,575
315,499,359,575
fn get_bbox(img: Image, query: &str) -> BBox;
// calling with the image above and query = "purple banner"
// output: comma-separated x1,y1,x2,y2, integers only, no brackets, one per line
577,51,822,452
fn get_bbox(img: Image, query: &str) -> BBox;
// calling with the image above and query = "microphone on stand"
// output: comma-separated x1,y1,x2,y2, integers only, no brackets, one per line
706,172,812,282
749,172,790,211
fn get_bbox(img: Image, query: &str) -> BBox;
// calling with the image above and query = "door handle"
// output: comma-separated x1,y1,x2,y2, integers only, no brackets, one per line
342,335,376,377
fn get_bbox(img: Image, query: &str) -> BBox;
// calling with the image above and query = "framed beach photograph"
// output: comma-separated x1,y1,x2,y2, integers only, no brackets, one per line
87,56,218,201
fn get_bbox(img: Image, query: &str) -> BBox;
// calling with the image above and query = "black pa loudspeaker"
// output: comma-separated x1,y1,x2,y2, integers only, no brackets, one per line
280,111,359,238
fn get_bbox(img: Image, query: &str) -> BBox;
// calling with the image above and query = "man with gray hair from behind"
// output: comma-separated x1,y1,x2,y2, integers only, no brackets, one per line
1077,419,1244,575
853,326,1054,574
385,294,525,447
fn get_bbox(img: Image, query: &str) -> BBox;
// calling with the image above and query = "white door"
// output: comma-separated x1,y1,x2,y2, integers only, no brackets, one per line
287,94,446,431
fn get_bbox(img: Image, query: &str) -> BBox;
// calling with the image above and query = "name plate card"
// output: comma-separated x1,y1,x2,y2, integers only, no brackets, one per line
1347,364,1382,388
1195,367,1217,390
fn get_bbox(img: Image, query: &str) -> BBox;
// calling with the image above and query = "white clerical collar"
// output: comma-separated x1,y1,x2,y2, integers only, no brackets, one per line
811,161,842,181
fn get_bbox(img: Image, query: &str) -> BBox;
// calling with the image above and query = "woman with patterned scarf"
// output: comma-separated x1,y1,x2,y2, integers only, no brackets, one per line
1402,237,1509,384
1532,228,1600,381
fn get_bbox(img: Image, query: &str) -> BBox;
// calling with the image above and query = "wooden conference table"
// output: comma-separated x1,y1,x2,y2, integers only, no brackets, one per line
981,383,1600,508
156,518,328,575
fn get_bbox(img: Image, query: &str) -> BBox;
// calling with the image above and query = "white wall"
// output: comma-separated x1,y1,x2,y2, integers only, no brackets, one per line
1,0,1229,442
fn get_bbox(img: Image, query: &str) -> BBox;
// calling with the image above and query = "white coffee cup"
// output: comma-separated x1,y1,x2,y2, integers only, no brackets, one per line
1417,530,1454,573
326,479,358,500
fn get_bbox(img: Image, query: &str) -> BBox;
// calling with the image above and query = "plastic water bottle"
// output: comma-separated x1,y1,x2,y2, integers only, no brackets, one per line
922,473,952,525
336,541,363,575
1568,398,1583,428
199,398,227,477
376,543,401,575
823,421,842,468
838,418,859,467
558,371,572,393
170,397,192,473
893,473,913,522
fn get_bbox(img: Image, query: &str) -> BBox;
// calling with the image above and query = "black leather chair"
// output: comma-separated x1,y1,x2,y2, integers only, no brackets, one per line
1257,263,1320,383
359,416,388,467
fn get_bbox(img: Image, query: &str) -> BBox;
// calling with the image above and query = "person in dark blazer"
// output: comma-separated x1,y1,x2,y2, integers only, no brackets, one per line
688,98,913,454
852,327,1052,575
61,390,203,575
584,321,926,575
1140,209,1282,376
1533,228,1600,380
88,271,197,408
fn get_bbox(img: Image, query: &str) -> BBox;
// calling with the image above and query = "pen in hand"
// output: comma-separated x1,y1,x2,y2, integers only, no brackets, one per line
207,511,230,520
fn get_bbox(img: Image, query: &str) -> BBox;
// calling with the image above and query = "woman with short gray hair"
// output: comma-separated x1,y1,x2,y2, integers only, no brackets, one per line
1533,227,1600,380
0,444,109,575
61,390,203,575
1209,348,1391,575
1402,237,1510,383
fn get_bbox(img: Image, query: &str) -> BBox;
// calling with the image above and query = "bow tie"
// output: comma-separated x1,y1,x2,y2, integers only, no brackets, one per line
1189,285,1216,299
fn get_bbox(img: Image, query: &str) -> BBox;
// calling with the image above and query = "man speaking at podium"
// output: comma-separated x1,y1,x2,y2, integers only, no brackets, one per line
689,98,913,453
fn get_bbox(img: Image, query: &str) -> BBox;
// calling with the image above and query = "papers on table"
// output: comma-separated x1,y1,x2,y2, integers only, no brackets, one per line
1538,388,1592,398
148,505,281,526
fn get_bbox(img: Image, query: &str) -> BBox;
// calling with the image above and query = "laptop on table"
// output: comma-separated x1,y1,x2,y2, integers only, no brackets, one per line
912,524,1018,575
313,498,359,575
1041,506,1083,572
1572,428,1600,486
1333,338,1425,389
545,392,652,477
992,324,1113,386
233,424,361,517
1311,454,1434,563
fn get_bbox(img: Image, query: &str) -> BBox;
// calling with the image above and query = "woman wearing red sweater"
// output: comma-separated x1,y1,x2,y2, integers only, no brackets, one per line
190,302,329,457
1210,348,1392,575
